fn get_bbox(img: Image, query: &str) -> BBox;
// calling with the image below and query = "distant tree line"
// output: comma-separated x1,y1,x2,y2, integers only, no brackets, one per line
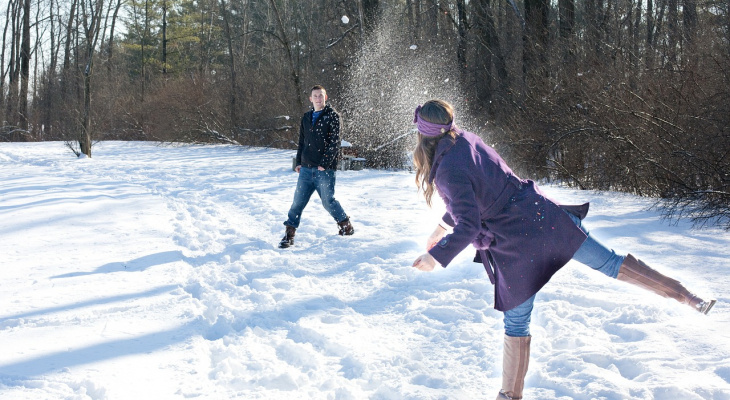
1,0,728,229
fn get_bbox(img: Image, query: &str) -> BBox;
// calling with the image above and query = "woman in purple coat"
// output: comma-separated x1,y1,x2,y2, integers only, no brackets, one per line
410,100,716,400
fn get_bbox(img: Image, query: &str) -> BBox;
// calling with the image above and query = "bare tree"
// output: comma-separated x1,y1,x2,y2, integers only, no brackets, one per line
522,0,548,86
106,0,123,73
473,0,510,103
72,0,110,156
267,0,303,111
0,0,13,131
683,0,697,43
218,0,239,132
61,0,77,95
161,0,167,74
4,0,20,134
4,0,728,226
18,0,30,134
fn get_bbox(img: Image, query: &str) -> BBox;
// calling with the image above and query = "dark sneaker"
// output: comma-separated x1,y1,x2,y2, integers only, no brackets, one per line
278,226,296,248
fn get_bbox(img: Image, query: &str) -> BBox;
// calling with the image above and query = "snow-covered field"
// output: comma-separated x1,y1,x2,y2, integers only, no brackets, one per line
1,141,729,400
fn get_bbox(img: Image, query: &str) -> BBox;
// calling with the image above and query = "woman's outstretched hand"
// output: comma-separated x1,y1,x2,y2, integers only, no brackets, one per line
412,253,437,271
426,225,447,250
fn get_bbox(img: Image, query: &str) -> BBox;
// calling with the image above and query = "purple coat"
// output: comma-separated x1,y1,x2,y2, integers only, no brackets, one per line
427,130,588,311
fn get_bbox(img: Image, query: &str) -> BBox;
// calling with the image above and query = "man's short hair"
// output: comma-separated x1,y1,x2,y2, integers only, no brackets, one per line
311,85,326,94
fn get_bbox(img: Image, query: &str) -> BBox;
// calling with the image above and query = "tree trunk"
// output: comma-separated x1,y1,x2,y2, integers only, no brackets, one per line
474,0,509,103
142,0,149,101
405,0,415,42
558,0,574,39
32,0,42,138
414,0,422,43
78,0,106,157
667,0,679,69
428,0,439,39
456,0,468,75
5,0,20,133
162,0,167,75
107,0,122,74
523,0,549,84
43,0,58,138
682,0,696,44
630,0,642,87
81,65,92,156
646,0,654,69
0,0,10,117
218,0,239,130
558,0,575,65
19,0,30,134
584,0,600,62
267,0,303,112
61,0,77,96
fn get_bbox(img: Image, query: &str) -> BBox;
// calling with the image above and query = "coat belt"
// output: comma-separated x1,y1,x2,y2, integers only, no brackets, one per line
475,176,522,285
479,175,522,221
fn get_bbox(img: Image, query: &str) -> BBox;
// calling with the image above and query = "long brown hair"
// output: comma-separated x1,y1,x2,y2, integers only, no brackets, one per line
413,100,457,207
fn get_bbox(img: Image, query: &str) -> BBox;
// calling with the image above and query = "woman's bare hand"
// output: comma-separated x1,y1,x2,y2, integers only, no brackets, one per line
412,253,437,271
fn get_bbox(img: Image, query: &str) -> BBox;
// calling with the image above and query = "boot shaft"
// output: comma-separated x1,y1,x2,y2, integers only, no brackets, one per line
337,217,354,236
498,335,531,400
617,253,715,314
285,226,296,239
617,254,692,304
279,226,296,248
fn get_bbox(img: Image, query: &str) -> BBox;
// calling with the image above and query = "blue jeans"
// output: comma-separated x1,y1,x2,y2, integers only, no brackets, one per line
284,167,348,228
503,211,625,337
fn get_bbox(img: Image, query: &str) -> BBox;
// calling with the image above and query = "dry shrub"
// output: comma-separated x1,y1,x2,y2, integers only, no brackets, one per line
500,29,730,229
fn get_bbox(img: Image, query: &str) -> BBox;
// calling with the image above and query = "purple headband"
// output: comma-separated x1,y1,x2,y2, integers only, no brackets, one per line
413,105,453,137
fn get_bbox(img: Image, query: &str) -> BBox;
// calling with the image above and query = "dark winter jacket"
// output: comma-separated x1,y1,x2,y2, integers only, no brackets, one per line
427,130,589,312
296,104,340,170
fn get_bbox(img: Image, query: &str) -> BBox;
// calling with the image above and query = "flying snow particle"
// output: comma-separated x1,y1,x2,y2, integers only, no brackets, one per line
444,78,449,83
409,45,418,50
342,16,349,24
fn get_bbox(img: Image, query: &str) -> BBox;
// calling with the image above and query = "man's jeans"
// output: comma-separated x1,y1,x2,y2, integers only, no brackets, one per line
285,167,348,228
503,211,625,337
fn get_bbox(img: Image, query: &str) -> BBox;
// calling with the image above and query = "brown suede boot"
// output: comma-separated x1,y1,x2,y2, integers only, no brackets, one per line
617,254,716,314
337,217,354,236
496,335,531,400
278,226,296,249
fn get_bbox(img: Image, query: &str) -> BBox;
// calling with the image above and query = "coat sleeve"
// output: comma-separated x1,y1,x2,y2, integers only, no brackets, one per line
428,167,482,267
296,115,306,166
319,111,340,168
441,212,455,228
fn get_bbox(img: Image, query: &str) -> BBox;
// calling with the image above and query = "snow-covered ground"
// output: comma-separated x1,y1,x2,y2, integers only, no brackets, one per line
1,141,728,400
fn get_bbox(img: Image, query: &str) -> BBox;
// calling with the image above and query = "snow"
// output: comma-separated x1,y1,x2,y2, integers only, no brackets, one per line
1,141,729,400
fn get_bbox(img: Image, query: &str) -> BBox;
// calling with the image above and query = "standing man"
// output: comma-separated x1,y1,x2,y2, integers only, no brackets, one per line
279,85,355,249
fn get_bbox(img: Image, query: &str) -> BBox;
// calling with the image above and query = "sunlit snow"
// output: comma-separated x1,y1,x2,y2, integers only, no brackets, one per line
1,142,729,399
